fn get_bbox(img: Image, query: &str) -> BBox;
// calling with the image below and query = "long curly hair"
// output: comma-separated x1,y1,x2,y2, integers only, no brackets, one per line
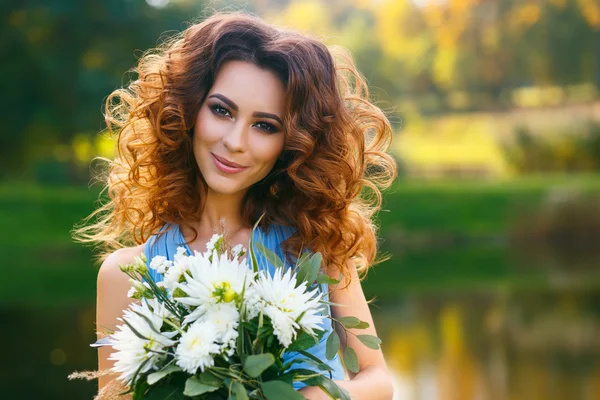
73,12,397,281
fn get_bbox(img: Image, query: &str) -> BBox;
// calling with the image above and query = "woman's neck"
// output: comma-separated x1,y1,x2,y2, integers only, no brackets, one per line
196,186,249,237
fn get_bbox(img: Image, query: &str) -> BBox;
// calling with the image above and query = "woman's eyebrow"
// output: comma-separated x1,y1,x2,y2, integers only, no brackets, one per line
209,93,238,111
252,111,283,125
208,93,283,125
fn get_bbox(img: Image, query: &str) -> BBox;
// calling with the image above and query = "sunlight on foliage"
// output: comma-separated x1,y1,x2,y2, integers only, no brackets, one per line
374,1,432,75
265,0,333,37
578,0,600,28
395,111,510,177
72,134,94,165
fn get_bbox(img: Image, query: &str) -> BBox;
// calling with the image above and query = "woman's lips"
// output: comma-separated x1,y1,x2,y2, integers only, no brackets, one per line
211,153,248,174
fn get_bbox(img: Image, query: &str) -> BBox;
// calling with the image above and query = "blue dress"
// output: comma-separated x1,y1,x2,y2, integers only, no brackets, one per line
144,222,345,390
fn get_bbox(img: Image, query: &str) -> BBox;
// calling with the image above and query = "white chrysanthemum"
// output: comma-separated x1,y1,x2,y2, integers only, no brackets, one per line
109,299,178,385
249,268,326,348
243,286,262,321
203,302,239,353
264,304,298,348
175,250,255,325
163,254,192,292
150,255,173,274
175,321,220,374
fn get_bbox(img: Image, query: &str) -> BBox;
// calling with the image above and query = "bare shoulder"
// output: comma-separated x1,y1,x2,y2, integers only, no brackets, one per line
98,244,146,284
96,244,146,332
96,244,145,388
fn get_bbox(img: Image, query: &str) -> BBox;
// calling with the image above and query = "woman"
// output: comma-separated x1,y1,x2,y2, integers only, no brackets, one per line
76,11,397,399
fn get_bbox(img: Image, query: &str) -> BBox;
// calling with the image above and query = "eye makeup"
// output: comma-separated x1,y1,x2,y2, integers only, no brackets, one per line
208,101,281,134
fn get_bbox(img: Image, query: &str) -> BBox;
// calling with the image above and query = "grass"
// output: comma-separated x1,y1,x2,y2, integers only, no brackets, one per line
378,174,600,234
3,174,600,305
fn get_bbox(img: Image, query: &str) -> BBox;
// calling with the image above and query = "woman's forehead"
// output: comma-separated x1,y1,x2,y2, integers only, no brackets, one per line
210,60,286,116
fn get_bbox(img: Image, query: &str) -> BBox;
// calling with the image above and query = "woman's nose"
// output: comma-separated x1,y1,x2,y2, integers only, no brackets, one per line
222,121,247,152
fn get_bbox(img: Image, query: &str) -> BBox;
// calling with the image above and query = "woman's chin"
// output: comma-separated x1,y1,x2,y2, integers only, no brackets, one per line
204,178,244,196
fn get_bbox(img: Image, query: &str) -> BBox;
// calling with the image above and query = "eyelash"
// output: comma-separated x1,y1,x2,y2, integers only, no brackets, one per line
209,104,278,133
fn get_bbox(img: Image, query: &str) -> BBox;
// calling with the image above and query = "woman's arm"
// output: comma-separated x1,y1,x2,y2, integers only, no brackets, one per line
299,258,394,400
96,245,145,391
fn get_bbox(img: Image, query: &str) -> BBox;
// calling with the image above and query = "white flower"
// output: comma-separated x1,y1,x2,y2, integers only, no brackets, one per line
203,302,239,353
206,234,222,253
163,255,192,292
174,250,255,325
249,268,326,348
150,255,173,274
264,304,298,348
231,244,245,258
175,321,220,374
243,287,262,320
175,246,188,260
126,281,151,299
109,299,177,385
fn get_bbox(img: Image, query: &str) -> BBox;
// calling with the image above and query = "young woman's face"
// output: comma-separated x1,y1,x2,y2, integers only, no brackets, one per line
193,60,286,197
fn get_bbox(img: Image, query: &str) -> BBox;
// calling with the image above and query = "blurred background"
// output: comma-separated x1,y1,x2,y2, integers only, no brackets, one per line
1,0,599,398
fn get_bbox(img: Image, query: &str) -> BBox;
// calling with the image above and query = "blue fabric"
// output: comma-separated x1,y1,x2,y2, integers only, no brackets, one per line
144,222,345,390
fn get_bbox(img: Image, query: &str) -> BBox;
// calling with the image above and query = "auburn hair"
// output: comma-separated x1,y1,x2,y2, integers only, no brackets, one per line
73,11,397,282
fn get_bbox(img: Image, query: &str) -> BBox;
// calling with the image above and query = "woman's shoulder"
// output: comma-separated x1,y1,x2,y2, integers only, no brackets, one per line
98,244,145,285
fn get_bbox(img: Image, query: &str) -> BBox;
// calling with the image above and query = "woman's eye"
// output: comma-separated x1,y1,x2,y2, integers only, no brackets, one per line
210,104,231,117
255,122,277,133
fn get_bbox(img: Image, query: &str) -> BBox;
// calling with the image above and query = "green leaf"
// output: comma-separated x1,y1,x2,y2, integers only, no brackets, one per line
316,273,340,285
132,375,149,400
255,241,284,270
343,346,359,373
336,316,360,329
304,375,351,400
199,371,223,387
354,321,370,329
261,381,305,400
183,376,220,396
286,330,320,352
325,330,340,360
357,334,382,350
231,381,249,400
282,357,332,373
297,350,333,378
248,213,266,273
295,252,322,286
145,384,186,400
277,368,322,386
243,353,275,378
147,365,182,385
296,251,311,267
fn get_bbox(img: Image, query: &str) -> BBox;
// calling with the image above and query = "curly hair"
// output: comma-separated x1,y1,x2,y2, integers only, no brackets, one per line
73,11,397,282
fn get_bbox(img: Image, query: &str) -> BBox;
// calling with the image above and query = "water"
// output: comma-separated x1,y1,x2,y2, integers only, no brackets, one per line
374,288,600,400
0,305,97,399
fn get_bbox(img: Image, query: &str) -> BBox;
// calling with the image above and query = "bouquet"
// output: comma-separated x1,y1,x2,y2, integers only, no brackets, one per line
72,220,382,399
